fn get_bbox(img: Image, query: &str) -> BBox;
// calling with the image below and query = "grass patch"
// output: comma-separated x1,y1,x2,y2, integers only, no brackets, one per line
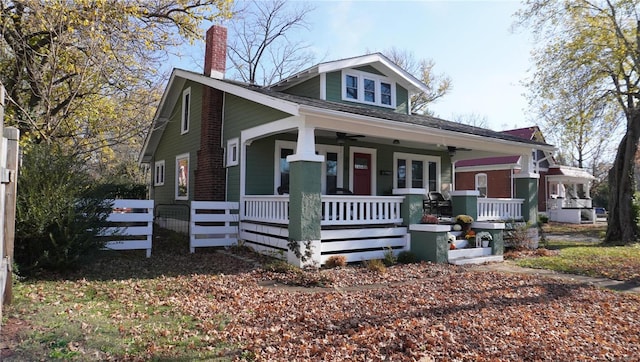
516,242,640,282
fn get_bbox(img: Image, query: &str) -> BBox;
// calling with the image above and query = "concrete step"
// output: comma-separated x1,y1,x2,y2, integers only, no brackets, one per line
449,254,504,265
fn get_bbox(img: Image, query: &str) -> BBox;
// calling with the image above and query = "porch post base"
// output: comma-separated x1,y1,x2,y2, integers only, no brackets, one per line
287,239,321,268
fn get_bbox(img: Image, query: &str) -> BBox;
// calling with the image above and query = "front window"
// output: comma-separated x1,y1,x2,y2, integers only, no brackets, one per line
397,159,406,188
275,141,343,194
176,153,189,200
393,152,440,191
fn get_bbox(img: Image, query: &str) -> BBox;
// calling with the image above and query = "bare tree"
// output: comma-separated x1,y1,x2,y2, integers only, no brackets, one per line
453,112,490,129
381,47,452,115
226,0,316,85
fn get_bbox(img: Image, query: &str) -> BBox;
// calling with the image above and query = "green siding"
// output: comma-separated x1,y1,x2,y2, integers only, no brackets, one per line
245,137,276,195
284,77,320,98
223,94,293,201
151,81,203,206
354,65,384,76
326,71,342,103
395,85,408,114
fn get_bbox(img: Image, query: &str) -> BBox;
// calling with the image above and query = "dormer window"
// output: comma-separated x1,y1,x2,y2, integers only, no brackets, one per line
342,70,396,108
346,75,358,99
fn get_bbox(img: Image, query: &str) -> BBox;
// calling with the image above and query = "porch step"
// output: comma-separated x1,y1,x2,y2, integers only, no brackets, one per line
449,254,504,265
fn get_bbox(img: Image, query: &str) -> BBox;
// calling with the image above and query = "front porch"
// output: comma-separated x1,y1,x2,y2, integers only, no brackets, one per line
239,193,523,265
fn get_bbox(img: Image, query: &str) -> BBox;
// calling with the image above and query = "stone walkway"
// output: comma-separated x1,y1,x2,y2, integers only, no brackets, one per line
470,261,640,294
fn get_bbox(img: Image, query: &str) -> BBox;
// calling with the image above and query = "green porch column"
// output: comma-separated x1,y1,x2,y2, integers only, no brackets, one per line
409,224,450,263
514,173,540,224
393,189,426,226
287,159,323,267
450,190,479,219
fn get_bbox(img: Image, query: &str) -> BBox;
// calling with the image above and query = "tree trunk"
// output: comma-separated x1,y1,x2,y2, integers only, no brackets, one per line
605,110,640,245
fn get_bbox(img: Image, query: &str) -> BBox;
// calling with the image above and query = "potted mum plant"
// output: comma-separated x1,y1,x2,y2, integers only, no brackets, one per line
476,231,492,248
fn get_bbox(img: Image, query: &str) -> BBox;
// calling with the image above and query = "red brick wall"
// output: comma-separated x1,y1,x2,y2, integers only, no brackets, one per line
455,170,513,198
195,87,226,201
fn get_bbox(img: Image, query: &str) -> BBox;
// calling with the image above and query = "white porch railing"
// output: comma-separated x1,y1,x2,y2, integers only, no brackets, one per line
243,195,290,224
242,195,404,226
321,195,404,226
547,198,592,209
477,198,523,221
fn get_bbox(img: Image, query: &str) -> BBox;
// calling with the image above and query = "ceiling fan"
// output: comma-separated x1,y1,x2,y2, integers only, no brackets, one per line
336,132,365,144
447,146,472,156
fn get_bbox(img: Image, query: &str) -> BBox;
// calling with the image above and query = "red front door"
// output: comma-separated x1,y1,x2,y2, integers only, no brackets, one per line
353,152,372,195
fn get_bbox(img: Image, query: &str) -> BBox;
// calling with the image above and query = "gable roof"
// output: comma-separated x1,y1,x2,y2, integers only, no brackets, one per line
269,53,429,95
455,126,551,168
140,69,555,163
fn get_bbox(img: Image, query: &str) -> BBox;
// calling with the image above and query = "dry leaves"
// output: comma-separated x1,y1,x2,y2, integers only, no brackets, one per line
5,243,640,361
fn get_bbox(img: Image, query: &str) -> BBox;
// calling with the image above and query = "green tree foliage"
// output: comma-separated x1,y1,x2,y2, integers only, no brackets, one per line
0,0,232,164
517,0,640,244
15,143,114,275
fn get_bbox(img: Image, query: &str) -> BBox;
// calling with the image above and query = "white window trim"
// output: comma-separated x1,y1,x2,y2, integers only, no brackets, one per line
175,153,189,200
274,140,344,195
393,152,441,192
154,160,165,186
226,138,239,167
341,69,396,109
181,87,191,135
349,146,377,195
475,173,488,198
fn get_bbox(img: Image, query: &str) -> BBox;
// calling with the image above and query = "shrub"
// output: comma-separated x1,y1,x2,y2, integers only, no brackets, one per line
325,255,347,268
363,259,387,273
506,222,536,251
15,143,114,275
397,251,418,264
538,214,549,224
382,247,397,266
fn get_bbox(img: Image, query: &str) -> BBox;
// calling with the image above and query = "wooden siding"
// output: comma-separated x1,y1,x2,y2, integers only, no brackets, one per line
152,80,203,206
223,94,292,201
395,85,408,114
284,77,320,98
354,65,384,76
326,71,342,103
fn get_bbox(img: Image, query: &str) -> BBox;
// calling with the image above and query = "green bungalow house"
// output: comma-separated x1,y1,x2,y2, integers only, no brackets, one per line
139,25,554,266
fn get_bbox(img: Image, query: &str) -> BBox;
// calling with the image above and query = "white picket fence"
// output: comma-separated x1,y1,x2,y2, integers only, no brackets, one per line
1,83,19,326
190,201,239,253
102,199,154,257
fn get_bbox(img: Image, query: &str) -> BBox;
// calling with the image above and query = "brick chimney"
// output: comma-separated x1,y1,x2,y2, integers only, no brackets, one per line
204,25,227,78
195,25,227,201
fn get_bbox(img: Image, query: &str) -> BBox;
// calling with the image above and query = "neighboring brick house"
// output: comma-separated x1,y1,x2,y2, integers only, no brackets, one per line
455,126,596,223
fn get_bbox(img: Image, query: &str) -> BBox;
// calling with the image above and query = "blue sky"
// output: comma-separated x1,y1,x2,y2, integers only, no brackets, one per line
173,0,534,131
